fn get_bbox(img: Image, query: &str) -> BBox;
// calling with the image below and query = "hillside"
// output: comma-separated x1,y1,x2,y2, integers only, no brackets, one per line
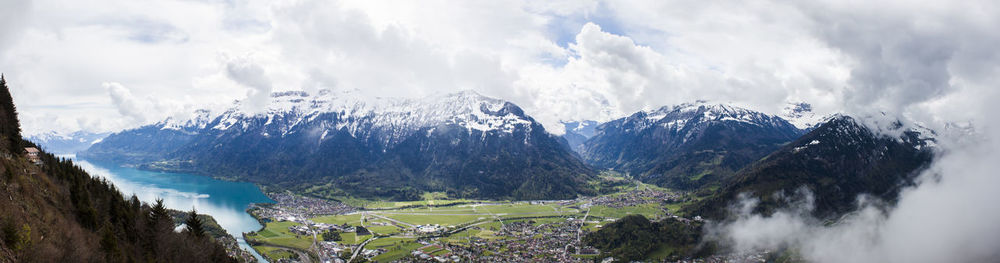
685,115,936,219
581,103,803,190
0,76,237,262
82,90,595,200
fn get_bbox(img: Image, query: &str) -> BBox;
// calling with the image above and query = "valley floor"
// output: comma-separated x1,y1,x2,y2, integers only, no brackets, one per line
244,182,708,263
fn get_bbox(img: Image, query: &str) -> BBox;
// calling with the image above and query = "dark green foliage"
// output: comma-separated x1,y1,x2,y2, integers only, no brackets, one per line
585,215,659,261
355,226,371,236
100,224,123,262
0,74,23,154
185,208,206,238
685,116,935,219
150,199,170,226
322,230,342,241
584,215,706,261
1,218,19,249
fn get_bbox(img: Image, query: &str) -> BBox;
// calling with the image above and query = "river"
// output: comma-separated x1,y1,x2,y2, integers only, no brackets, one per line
66,156,274,262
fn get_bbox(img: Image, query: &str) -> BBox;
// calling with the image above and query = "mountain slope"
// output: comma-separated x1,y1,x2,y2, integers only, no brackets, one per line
581,103,803,189
0,76,236,262
562,120,599,155
82,90,595,200
685,115,936,219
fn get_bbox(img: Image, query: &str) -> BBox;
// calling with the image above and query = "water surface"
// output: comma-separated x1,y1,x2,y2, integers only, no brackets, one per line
69,156,273,262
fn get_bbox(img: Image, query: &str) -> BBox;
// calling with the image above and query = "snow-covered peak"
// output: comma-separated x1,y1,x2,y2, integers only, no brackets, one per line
28,130,74,141
782,102,825,129
188,90,537,146
635,102,793,131
823,114,937,150
158,109,216,131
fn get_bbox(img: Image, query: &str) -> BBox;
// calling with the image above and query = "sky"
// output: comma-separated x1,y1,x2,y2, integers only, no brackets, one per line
2,1,1000,262
0,0,992,135
1,0,993,137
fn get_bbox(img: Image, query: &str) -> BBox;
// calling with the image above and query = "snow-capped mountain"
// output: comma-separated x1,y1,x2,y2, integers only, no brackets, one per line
581,102,804,189
195,90,538,148
26,131,109,155
688,114,936,219
81,90,594,200
782,102,826,130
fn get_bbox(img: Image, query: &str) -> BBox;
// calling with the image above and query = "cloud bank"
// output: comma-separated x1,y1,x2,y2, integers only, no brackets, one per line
705,1,1000,262
1,0,853,135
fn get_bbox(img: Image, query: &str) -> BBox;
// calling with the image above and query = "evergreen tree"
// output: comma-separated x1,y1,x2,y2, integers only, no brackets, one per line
0,74,23,153
148,199,170,228
184,208,206,238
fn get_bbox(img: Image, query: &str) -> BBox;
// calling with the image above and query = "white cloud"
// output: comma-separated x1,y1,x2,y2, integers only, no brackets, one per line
703,1,1000,262
224,55,272,113
105,82,146,122
1,0,852,135
3,1,1000,261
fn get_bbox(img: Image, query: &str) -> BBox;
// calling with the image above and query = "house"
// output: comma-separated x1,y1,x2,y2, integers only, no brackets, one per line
24,147,42,165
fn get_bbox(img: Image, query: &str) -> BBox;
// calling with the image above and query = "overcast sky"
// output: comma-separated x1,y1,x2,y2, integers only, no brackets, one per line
3,1,1000,261
0,0,996,137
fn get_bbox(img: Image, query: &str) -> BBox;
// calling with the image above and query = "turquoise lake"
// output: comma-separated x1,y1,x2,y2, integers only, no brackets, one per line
68,156,274,262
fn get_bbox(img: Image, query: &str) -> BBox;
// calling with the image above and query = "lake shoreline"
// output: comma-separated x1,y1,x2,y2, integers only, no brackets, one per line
64,155,275,263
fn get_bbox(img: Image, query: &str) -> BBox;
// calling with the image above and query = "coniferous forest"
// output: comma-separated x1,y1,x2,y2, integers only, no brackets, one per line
0,75,237,262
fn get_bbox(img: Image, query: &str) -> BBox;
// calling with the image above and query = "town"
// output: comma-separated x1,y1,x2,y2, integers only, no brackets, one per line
243,186,761,263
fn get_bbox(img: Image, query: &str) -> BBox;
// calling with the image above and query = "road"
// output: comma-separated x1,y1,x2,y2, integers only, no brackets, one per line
368,213,416,228
348,236,378,263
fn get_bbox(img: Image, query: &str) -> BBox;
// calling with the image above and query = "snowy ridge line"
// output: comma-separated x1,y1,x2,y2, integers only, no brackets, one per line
146,90,538,147
626,102,796,133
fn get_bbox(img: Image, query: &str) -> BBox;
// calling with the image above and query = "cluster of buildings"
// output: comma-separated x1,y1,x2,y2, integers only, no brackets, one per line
251,192,356,222
415,224,446,234
406,244,461,262
444,220,599,262
587,189,682,208
674,251,771,263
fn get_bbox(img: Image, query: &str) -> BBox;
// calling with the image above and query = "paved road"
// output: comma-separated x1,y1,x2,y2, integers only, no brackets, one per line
369,213,416,228
348,236,378,263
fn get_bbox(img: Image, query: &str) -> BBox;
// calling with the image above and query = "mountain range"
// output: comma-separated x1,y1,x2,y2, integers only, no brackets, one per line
79,90,937,213
577,103,804,190
81,90,594,200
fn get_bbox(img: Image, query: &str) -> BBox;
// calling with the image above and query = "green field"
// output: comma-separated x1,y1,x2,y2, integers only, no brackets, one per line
338,231,371,245
371,241,423,262
476,203,564,214
254,246,299,260
380,212,486,226
364,237,416,249
247,221,314,250
312,213,364,225
588,203,666,219
367,225,403,235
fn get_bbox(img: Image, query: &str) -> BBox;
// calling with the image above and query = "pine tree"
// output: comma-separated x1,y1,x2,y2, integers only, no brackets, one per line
0,74,23,153
184,208,206,238
148,199,170,228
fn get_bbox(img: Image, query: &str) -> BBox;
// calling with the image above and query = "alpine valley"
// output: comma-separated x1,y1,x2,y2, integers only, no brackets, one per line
81,90,595,201
51,90,940,262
